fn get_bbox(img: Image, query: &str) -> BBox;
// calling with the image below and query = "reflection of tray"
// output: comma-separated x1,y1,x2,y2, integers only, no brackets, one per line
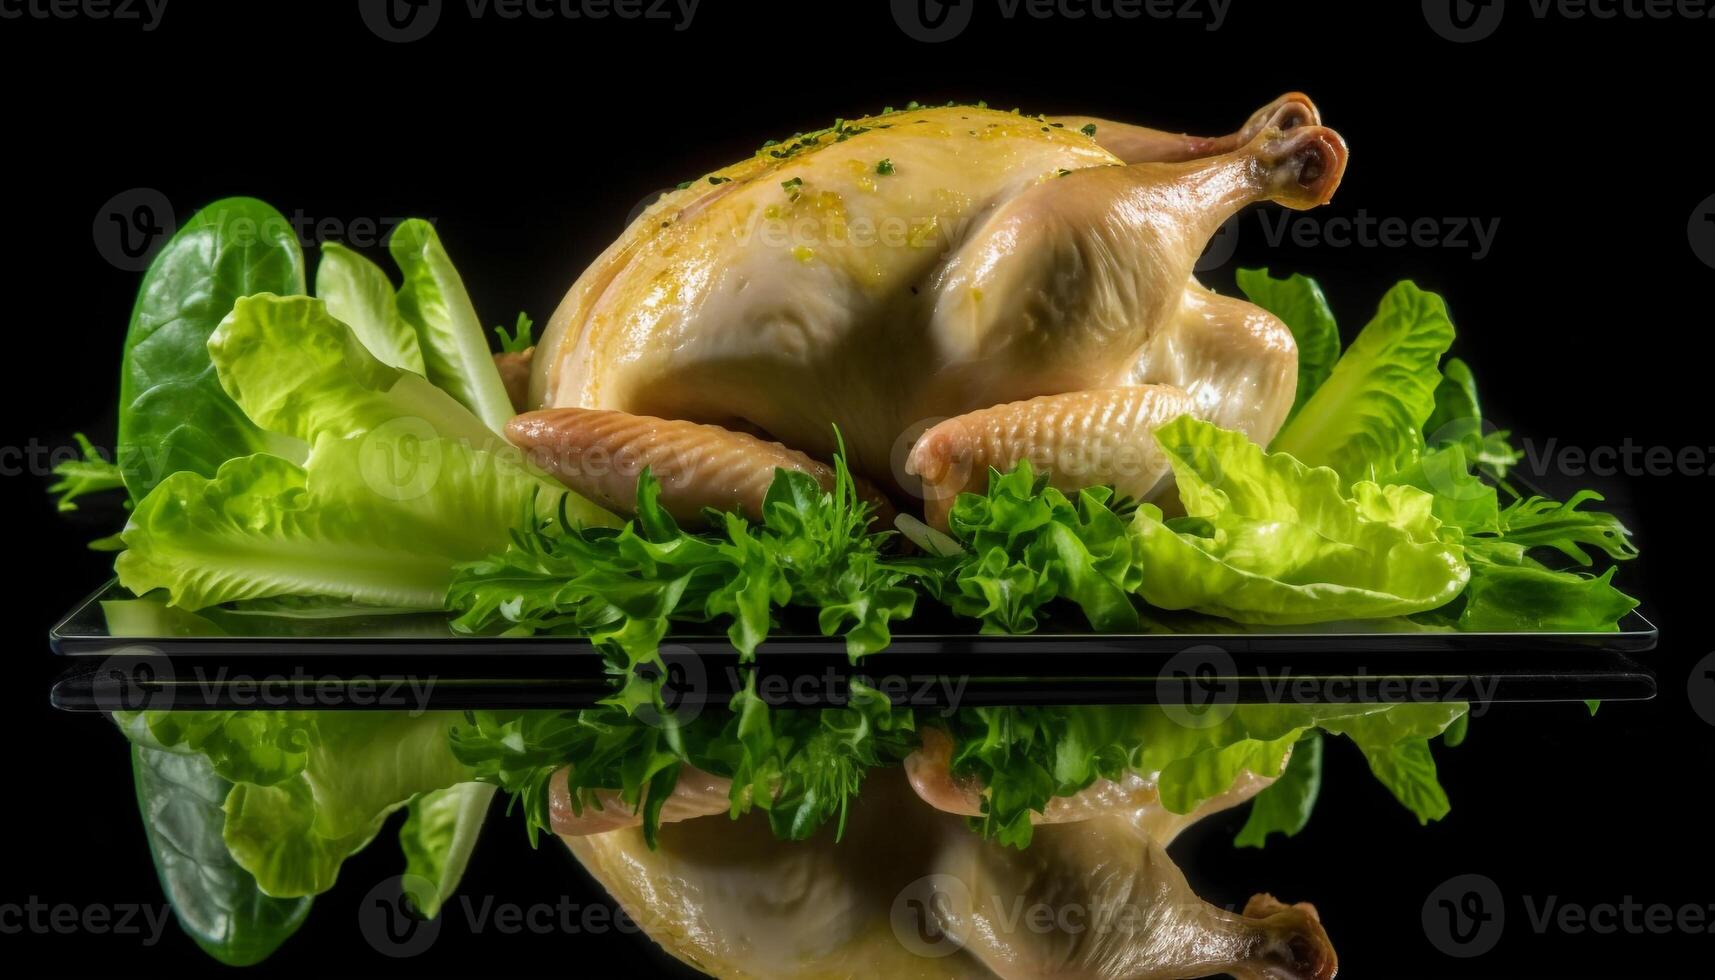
49,582,1659,711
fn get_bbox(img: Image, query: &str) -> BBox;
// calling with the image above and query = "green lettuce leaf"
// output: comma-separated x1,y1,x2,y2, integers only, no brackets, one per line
390,220,515,433
943,701,1464,847
1130,416,1469,624
1388,448,1638,632
399,783,497,919
118,198,308,498
1452,562,1637,632
221,713,473,898
1271,281,1455,484
1235,268,1341,425
208,293,500,451
1234,731,1322,848
1423,357,1521,478
116,433,597,610
1349,736,1450,824
314,242,426,375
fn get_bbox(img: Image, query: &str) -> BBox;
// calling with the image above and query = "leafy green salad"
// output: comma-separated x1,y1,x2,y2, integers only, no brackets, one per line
55,198,1637,963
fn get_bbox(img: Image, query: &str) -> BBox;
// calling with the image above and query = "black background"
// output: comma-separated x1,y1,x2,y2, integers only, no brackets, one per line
3,1,1712,977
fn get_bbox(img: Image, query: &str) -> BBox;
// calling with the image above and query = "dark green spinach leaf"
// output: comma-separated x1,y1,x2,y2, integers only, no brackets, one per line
117,198,306,498
132,743,311,965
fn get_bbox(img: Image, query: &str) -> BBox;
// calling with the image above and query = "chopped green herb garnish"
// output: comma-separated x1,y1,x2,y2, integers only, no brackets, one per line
493,312,535,354
1080,123,1098,137
708,176,731,185
875,159,894,176
48,433,125,513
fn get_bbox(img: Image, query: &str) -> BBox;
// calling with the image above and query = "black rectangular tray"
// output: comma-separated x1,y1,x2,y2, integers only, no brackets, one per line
49,582,1658,711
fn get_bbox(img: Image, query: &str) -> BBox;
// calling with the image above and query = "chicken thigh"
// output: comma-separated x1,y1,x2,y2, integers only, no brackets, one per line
514,98,1345,525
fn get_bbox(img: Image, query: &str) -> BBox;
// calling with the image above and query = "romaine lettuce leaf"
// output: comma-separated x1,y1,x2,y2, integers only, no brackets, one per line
208,293,500,451
1271,281,1455,484
1234,731,1321,848
314,242,426,375
120,712,474,904
943,701,1465,847
390,220,515,433
1423,357,1521,478
1451,562,1637,632
1235,268,1341,425
1130,416,1469,624
220,712,473,898
399,783,496,919
115,433,596,610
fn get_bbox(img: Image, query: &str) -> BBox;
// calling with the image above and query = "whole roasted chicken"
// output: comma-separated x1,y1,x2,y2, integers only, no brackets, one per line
559,736,1334,980
511,94,1345,527
506,97,1351,979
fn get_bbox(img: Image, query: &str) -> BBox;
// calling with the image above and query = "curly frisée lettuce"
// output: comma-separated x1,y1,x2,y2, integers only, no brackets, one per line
906,463,1145,633
447,453,916,711
446,697,1468,853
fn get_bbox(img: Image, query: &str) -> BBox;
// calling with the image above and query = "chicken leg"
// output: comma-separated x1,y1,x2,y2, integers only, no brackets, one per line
1133,280,1299,447
565,767,1337,980
506,407,895,525
908,126,1341,524
944,813,1336,980
905,386,1196,529
1050,92,1321,165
